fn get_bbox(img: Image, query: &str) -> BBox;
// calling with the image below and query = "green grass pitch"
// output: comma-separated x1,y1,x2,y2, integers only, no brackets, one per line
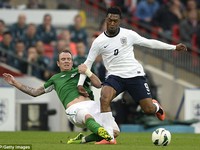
0,132,200,150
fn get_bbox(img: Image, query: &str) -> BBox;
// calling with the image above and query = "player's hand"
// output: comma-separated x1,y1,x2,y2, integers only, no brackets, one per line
78,64,87,74
175,43,187,51
2,73,16,85
77,85,89,97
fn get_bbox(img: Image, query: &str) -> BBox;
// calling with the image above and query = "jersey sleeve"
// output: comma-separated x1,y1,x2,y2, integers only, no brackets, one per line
43,77,54,93
130,30,176,50
78,38,101,86
86,39,101,63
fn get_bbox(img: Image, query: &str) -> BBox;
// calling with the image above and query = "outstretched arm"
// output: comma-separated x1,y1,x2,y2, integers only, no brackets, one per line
140,39,187,51
132,31,187,51
78,64,102,88
3,73,45,97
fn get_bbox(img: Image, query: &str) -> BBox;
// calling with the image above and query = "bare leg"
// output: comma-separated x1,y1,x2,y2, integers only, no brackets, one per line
139,98,165,121
100,85,116,112
139,98,156,114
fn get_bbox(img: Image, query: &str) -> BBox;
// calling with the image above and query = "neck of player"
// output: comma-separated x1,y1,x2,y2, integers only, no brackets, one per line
106,27,120,37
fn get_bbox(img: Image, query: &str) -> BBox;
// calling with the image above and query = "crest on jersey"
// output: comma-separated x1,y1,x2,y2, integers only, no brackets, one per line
71,72,77,78
120,37,127,45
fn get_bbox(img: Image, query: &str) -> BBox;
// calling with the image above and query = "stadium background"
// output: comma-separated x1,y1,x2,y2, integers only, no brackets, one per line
0,0,200,133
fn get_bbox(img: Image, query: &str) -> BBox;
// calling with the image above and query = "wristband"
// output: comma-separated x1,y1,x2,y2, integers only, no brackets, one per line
85,68,93,78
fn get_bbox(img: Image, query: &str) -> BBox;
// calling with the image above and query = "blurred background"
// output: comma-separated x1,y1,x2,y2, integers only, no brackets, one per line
0,0,200,133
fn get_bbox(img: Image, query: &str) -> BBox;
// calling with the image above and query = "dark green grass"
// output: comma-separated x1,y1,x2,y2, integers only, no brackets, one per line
0,132,200,150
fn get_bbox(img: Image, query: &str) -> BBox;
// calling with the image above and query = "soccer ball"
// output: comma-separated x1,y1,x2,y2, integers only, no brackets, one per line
152,128,171,146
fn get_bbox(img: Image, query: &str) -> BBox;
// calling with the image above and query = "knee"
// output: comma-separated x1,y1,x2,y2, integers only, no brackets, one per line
100,94,111,105
85,114,93,121
142,105,155,115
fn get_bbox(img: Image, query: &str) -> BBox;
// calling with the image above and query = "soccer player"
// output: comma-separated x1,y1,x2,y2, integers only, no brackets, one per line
77,7,187,144
2,50,119,144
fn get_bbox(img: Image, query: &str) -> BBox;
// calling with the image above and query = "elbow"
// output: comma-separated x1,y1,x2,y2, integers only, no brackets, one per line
95,85,102,89
32,94,38,97
32,92,41,97
93,83,102,89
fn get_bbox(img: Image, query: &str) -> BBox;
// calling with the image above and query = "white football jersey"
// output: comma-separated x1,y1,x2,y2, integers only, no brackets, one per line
86,27,176,78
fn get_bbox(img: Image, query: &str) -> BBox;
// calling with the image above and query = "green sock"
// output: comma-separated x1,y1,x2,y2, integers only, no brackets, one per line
85,118,101,134
84,133,103,142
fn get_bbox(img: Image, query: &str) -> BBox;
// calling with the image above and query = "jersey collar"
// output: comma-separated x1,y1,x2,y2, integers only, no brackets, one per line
104,27,120,38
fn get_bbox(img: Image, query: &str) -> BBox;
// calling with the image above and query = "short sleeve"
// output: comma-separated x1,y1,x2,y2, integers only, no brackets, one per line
44,78,54,93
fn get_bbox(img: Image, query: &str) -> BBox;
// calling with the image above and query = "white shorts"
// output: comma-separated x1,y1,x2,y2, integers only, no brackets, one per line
65,100,120,132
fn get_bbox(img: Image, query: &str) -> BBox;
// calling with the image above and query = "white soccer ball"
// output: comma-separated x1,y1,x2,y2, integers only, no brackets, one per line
152,128,171,146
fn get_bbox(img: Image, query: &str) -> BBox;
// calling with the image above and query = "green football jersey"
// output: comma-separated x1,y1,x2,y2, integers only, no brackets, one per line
44,68,94,109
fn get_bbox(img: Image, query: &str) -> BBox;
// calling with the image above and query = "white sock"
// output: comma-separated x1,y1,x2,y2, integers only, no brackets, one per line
153,102,160,112
81,137,86,143
101,112,114,140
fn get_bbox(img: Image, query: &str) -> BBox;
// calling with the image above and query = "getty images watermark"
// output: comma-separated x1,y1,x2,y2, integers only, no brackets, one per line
0,144,32,150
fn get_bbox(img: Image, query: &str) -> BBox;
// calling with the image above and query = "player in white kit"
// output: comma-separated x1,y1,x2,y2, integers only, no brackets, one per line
77,7,187,144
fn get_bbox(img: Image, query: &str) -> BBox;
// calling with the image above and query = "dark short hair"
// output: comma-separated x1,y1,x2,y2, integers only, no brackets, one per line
44,13,52,20
106,7,122,18
3,31,12,36
0,19,5,25
15,40,25,44
28,23,36,27
57,49,72,61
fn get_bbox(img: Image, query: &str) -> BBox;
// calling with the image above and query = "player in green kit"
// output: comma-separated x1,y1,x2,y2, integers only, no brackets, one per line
3,50,120,144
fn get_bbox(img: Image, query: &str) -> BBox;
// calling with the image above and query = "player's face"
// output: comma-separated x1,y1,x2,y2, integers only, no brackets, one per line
106,14,120,35
57,52,73,71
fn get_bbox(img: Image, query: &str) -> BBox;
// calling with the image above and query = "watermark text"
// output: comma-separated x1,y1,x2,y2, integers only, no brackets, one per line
0,144,32,150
